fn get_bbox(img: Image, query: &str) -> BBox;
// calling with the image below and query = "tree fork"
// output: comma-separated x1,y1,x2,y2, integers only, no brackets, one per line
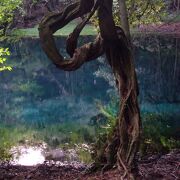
39,0,141,179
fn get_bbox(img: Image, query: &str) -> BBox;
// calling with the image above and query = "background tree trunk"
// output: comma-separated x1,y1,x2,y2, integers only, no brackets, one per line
118,0,131,40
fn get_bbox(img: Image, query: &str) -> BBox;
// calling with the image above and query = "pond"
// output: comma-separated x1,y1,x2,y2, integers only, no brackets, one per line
0,35,179,149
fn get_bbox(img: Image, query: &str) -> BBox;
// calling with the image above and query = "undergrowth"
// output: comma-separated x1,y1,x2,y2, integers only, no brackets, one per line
90,102,180,158
0,102,179,162
0,121,95,162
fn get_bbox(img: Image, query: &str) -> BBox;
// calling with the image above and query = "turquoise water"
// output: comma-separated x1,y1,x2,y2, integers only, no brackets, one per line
0,35,179,125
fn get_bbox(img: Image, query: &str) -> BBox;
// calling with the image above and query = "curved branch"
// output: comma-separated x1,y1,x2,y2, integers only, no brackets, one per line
66,0,102,57
39,0,104,71
39,0,94,33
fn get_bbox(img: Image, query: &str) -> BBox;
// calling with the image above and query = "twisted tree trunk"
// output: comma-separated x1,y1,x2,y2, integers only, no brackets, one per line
39,0,141,179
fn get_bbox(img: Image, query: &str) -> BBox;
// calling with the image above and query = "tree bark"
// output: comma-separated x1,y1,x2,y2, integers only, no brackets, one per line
39,0,141,179
118,0,131,41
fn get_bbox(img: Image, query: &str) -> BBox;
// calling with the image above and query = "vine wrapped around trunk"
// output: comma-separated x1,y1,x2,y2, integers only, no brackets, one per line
39,0,141,179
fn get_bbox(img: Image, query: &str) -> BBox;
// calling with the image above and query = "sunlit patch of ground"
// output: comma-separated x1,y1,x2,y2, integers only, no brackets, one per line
11,145,46,166
9,142,91,167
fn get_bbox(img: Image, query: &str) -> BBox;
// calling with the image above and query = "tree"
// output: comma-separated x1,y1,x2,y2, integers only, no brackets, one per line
117,0,166,27
92,0,166,31
0,0,22,35
39,0,141,179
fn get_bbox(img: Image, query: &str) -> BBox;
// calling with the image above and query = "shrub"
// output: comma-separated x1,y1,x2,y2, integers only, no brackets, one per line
90,101,180,158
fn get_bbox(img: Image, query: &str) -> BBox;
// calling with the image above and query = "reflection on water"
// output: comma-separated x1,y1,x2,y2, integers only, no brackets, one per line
0,35,179,165
0,35,179,125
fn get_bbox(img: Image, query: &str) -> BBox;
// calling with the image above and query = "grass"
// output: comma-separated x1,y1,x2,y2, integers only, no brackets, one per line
0,121,95,147
78,149,92,163
11,21,97,37
0,111,179,162
9,16,180,39
0,121,95,162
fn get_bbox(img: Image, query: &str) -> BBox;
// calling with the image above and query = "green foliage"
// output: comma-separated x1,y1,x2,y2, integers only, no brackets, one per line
92,0,167,29
91,100,118,136
89,101,118,163
0,0,22,23
0,145,12,162
78,149,92,164
69,127,94,145
126,0,166,26
0,47,12,72
91,100,180,156
140,113,180,155
0,0,22,34
0,121,94,163
0,122,95,149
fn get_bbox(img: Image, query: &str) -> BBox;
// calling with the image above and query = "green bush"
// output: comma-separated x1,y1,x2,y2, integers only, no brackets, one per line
0,0,22,35
90,102,180,157
140,113,180,155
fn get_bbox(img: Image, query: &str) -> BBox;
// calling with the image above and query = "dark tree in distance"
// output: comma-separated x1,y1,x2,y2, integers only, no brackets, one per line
39,0,141,179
